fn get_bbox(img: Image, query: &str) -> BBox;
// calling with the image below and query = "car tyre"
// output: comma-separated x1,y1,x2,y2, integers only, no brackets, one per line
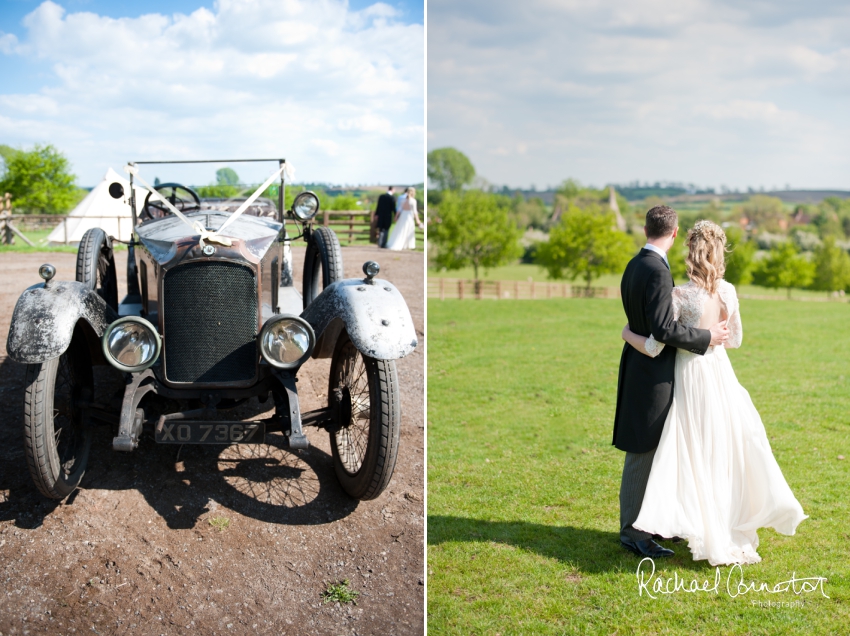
328,332,400,500
302,225,343,310
23,338,93,499
76,228,119,311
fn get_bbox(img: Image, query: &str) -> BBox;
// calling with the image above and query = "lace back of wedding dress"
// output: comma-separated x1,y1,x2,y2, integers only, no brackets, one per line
671,280,743,349
644,280,743,356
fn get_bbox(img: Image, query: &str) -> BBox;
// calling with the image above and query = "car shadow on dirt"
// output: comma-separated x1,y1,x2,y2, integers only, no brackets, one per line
0,356,359,531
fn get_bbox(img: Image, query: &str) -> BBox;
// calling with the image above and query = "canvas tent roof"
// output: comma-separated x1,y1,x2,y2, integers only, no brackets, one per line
48,168,147,244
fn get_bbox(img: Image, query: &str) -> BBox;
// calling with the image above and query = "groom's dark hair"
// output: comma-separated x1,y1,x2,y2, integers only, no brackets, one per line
645,206,678,239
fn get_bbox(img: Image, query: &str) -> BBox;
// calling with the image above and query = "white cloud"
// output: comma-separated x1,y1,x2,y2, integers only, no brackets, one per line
0,0,424,186
0,33,18,55
428,0,850,189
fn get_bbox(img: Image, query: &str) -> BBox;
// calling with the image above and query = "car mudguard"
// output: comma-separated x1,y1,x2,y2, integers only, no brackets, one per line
6,281,120,364
301,278,417,361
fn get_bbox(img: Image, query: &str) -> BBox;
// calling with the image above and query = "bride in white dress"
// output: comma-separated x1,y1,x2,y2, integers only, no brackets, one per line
386,186,423,251
621,220,807,566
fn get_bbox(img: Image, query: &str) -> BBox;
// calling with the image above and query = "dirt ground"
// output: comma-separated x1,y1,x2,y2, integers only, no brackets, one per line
0,245,425,635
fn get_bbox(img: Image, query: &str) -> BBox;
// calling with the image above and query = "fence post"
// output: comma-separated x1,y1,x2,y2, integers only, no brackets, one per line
323,210,330,227
531,281,535,299
459,280,464,300
440,278,445,301
496,280,501,299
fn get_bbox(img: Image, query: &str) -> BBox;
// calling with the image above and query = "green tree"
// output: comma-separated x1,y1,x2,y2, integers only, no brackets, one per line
752,242,815,298
195,184,241,198
0,144,18,179
430,190,522,288
811,236,850,293
216,167,239,186
511,194,550,230
329,194,361,210
553,179,619,212
699,199,725,224
723,226,757,286
427,147,475,191
811,200,846,239
556,178,582,201
535,205,634,291
0,144,78,214
667,235,688,281
737,195,787,233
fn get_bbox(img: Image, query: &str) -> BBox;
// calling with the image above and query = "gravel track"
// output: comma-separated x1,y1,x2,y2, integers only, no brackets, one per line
0,246,424,635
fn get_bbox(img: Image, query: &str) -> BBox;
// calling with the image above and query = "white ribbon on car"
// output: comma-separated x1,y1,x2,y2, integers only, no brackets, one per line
125,162,289,248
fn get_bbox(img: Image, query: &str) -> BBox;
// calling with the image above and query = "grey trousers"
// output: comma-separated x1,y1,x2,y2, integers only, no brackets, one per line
619,448,657,541
377,228,389,248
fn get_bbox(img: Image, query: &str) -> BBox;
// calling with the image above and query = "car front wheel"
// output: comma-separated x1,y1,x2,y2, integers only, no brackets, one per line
328,332,400,500
302,225,343,310
76,227,119,311
23,338,93,499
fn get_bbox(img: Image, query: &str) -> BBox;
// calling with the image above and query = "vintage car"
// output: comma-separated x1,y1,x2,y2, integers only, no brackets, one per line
6,159,417,501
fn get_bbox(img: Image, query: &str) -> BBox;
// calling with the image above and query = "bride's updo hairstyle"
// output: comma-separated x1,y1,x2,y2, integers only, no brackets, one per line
686,220,727,294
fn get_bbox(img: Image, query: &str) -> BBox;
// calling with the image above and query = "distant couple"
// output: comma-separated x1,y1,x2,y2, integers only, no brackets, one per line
374,186,424,250
614,206,807,566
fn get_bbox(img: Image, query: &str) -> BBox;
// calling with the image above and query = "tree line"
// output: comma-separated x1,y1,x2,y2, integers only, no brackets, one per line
0,144,419,216
427,147,850,298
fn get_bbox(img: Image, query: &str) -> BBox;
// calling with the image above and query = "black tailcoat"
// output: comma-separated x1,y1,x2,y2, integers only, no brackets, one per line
375,193,396,229
613,249,711,453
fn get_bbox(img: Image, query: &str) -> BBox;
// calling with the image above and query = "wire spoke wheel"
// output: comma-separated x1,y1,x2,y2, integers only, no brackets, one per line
328,332,400,500
23,337,93,499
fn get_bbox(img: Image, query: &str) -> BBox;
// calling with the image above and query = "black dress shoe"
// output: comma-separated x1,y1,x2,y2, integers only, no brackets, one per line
652,534,685,544
620,536,674,558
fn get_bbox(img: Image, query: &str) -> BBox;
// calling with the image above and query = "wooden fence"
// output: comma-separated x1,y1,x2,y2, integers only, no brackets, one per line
5,211,424,247
321,210,424,246
8,214,71,231
428,277,621,300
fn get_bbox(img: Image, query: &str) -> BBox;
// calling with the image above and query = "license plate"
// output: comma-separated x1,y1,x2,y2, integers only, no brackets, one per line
155,421,265,444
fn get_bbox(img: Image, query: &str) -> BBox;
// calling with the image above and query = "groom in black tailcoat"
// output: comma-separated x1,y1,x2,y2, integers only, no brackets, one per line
373,186,396,248
613,205,728,558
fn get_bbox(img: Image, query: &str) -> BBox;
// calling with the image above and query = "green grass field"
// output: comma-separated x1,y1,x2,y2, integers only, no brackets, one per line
0,228,82,253
427,298,850,634
428,263,843,301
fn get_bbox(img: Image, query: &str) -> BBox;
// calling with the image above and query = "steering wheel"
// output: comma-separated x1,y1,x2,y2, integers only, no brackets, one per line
140,183,201,222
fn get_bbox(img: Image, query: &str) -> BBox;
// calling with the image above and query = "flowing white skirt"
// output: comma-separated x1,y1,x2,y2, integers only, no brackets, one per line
634,346,807,566
386,209,416,250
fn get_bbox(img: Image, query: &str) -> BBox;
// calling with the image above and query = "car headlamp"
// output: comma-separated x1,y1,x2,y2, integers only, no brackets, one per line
259,315,315,368
291,191,320,221
102,317,161,372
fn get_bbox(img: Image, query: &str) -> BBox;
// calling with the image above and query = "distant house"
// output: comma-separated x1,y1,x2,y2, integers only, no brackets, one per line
792,208,811,225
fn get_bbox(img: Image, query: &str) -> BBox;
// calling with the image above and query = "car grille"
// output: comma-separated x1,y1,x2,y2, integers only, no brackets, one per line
163,261,258,384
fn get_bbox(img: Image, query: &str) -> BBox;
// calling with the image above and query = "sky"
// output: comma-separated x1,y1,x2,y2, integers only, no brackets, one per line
428,0,850,192
0,0,424,187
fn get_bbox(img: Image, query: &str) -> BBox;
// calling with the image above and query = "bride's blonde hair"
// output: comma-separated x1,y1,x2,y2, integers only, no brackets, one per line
686,220,727,293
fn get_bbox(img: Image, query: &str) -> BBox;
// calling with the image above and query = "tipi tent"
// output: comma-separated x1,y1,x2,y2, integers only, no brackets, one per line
48,168,148,244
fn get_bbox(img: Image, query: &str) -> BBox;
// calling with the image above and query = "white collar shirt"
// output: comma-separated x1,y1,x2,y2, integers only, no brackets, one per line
643,243,669,268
